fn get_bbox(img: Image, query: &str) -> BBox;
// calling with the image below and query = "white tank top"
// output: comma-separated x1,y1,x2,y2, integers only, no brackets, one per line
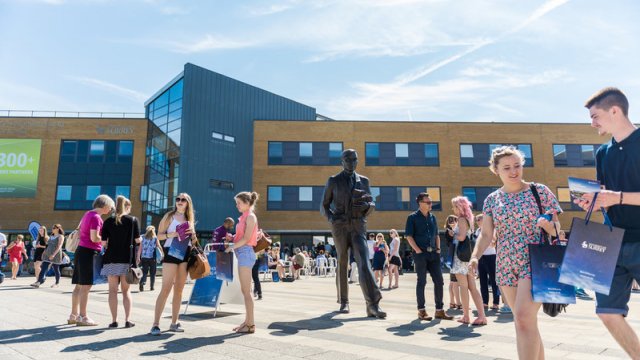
163,216,181,248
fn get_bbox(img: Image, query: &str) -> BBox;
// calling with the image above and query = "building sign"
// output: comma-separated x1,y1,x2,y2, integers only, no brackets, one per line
0,139,42,198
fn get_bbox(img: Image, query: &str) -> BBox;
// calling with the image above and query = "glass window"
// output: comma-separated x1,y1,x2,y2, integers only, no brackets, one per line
299,143,312,157
299,187,313,201
518,144,532,160
86,186,101,201
155,91,169,109
424,144,438,158
118,141,133,156
169,78,183,101
90,141,105,155
395,143,409,158
329,143,342,158
366,143,380,165
268,186,282,202
460,144,474,158
212,131,223,140
56,185,72,201
62,141,77,155
224,135,235,143
115,186,130,198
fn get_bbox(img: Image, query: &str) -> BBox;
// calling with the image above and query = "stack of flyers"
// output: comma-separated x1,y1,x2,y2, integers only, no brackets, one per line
568,177,601,200
176,222,191,242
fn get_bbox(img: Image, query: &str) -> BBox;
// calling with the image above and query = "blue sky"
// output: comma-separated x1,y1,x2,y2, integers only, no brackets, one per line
1,0,639,123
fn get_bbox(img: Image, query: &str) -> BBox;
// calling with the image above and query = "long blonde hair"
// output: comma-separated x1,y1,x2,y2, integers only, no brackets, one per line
115,195,131,225
145,225,156,239
38,226,50,243
161,192,195,228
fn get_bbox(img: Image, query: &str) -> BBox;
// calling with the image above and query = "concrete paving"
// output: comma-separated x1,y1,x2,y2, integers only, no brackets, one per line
0,272,636,359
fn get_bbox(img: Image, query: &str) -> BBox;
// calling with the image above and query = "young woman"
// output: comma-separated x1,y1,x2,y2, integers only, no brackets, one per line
150,193,198,336
476,214,500,311
445,215,461,309
451,196,487,326
101,196,141,328
33,226,49,281
6,235,27,280
137,225,163,292
69,194,115,326
371,233,388,289
224,191,260,334
31,224,65,288
470,146,562,360
387,229,401,289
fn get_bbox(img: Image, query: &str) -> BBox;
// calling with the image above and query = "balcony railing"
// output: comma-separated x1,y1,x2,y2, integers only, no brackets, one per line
0,110,145,118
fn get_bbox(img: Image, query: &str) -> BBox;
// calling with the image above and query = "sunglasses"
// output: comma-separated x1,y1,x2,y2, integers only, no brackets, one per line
175,197,187,203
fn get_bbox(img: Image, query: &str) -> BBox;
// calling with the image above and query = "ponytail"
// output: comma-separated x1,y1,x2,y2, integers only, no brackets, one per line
115,195,131,225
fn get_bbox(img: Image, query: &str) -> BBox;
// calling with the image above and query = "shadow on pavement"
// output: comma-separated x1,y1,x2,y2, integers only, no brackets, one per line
62,332,175,353
0,325,105,345
437,324,482,341
386,318,440,337
140,333,242,356
268,311,375,336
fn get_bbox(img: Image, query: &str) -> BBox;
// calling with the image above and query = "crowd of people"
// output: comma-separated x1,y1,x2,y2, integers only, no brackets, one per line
1,86,639,358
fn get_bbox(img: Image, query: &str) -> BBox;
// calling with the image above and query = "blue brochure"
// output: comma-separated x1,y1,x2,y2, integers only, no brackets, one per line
559,217,624,295
567,177,601,199
530,244,576,304
168,236,190,261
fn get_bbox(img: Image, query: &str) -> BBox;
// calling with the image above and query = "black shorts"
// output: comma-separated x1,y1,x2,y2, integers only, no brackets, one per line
72,246,99,285
389,256,401,267
162,247,190,265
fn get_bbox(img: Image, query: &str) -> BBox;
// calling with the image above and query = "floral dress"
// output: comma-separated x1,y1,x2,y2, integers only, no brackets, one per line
482,183,562,287
451,221,472,276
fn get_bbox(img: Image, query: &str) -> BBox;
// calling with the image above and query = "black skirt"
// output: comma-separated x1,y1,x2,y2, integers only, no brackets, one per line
34,248,45,262
72,246,99,285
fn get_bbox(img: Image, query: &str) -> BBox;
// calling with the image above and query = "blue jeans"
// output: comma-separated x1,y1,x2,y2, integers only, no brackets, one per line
37,261,60,285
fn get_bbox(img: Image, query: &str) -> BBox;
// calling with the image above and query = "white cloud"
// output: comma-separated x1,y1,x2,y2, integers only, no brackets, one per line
73,77,148,103
162,34,255,53
0,80,78,110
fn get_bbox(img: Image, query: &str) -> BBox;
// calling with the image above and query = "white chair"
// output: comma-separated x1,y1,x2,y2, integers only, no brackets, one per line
302,257,313,279
327,258,337,277
316,258,328,277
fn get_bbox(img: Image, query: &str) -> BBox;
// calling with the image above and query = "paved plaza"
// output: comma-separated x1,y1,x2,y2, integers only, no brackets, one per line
0,272,636,359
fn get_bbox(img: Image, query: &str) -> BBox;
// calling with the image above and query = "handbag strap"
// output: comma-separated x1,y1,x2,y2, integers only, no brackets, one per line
529,183,557,246
129,216,136,267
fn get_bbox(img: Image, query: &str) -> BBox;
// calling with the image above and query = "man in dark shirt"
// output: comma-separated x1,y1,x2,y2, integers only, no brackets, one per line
576,87,640,358
405,192,453,321
211,218,234,252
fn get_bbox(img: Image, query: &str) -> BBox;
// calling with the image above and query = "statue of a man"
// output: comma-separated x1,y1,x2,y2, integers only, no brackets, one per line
321,149,385,318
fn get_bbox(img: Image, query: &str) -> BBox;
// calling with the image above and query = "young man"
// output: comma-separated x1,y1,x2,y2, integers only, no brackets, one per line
212,217,234,251
575,87,640,358
405,192,453,321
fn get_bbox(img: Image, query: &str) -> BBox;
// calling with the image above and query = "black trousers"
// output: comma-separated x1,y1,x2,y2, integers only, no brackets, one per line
414,251,444,310
140,258,157,289
478,254,500,305
252,259,262,295
332,221,381,305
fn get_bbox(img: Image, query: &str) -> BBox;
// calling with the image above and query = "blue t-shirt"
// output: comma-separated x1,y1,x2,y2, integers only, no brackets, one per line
405,210,438,251
596,128,640,243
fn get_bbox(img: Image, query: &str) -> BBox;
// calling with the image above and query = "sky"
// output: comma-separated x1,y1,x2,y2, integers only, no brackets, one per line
1,0,639,123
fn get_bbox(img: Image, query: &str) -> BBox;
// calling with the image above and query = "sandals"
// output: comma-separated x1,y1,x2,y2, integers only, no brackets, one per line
449,303,457,309
472,318,488,326
456,317,470,324
67,314,79,325
76,316,98,326
235,324,255,334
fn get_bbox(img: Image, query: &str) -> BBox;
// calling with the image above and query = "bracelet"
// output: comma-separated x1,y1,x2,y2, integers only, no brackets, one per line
620,191,624,205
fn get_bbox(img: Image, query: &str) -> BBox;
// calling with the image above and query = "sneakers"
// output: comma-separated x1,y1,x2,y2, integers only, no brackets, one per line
30,281,40,288
149,325,161,336
169,323,184,332
499,305,512,314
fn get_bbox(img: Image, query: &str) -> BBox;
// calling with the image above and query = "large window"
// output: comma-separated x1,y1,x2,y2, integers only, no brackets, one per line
267,142,343,165
462,187,500,210
460,143,533,167
55,139,134,210
366,142,439,166
553,144,600,167
557,187,582,211
267,186,324,210
370,186,442,211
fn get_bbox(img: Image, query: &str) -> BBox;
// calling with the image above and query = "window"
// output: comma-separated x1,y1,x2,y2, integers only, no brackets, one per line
267,185,324,210
212,131,235,144
115,186,130,198
224,135,235,143
557,187,582,211
118,141,133,157
366,142,439,166
460,143,533,167
90,141,105,155
268,186,283,201
462,186,500,210
299,187,313,201
267,141,344,165
209,179,234,190
212,132,224,140
86,186,101,201
376,186,442,211
553,144,600,167
56,186,72,201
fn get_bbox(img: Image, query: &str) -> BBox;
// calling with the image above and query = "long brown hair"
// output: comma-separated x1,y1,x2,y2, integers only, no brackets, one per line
38,226,50,243
115,195,131,225
161,192,195,228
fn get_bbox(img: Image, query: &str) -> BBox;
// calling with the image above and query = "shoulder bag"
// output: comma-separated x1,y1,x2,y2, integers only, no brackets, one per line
187,245,211,280
125,216,143,285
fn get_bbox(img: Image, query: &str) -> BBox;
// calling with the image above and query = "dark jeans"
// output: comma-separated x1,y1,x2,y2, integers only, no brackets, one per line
414,251,444,310
38,261,60,284
252,260,262,295
478,254,499,305
140,258,157,289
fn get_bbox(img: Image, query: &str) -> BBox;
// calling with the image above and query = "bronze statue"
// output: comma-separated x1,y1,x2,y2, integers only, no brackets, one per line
321,149,385,318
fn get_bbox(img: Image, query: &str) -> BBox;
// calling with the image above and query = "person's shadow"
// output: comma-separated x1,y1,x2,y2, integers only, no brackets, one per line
437,324,482,341
0,325,105,345
140,333,242,356
61,332,175,353
386,319,440,337
268,311,375,336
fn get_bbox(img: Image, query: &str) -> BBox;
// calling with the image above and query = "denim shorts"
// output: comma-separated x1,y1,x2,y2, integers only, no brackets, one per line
235,245,256,268
596,241,640,316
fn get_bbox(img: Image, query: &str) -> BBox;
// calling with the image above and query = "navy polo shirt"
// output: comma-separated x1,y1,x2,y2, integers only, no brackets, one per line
596,128,640,243
405,210,438,251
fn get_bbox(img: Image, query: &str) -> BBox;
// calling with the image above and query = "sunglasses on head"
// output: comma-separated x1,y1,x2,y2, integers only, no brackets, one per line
175,197,187,203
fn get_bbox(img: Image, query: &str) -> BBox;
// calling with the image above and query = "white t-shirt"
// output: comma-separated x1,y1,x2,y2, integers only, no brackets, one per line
367,240,375,260
0,232,6,257
477,228,496,256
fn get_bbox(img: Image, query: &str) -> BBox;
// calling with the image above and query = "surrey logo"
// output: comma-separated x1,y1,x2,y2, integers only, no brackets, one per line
581,241,607,253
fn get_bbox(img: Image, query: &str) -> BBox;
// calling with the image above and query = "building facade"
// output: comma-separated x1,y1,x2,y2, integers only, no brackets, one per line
0,116,147,233
254,120,605,245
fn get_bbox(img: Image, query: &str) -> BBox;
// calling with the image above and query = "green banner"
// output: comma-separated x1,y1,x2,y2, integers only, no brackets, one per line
0,139,42,198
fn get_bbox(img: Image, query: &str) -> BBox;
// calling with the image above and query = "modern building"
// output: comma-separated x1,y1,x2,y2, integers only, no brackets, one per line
0,115,147,233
